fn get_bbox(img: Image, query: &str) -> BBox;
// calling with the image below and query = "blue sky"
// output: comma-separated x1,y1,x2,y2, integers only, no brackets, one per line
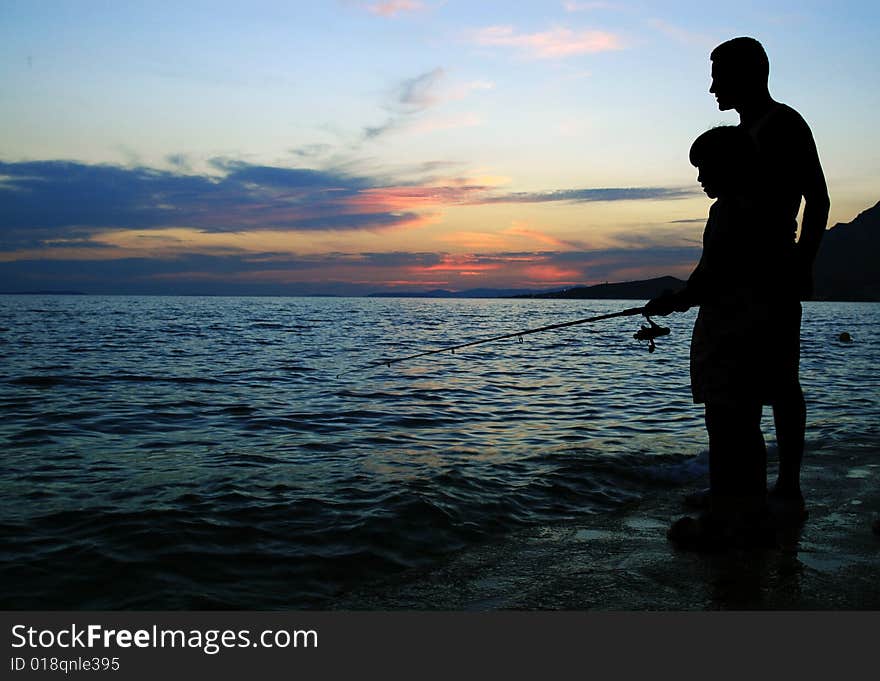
1,1,878,294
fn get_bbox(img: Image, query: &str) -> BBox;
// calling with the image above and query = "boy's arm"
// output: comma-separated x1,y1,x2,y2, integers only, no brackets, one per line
645,209,716,315
645,257,706,316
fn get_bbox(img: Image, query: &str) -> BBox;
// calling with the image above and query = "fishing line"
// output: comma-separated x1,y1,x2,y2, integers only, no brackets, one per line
337,306,669,378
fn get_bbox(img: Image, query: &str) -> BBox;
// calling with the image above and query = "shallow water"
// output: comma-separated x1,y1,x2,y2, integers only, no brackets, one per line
0,296,877,608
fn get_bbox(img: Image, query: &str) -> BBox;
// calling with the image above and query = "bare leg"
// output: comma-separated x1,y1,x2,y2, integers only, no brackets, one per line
705,401,767,514
668,401,770,548
772,382,805,497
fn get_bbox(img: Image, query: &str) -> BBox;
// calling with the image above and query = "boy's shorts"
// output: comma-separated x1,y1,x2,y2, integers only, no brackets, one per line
690,299,801,405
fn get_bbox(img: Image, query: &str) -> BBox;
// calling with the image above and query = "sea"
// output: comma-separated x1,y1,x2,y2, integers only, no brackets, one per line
0,295,877,609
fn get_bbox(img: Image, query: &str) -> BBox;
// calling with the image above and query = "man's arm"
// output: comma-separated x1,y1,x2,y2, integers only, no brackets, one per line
797,166,830,265
795,127,830,299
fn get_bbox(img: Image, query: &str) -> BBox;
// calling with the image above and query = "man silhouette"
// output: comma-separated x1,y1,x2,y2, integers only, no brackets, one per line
708,37,830,516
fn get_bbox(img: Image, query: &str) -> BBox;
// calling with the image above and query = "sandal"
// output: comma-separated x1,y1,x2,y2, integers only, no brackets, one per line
667,512,728,551
667,510,777,551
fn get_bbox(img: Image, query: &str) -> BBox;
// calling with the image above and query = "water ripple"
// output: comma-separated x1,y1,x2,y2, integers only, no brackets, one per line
0,295,877,608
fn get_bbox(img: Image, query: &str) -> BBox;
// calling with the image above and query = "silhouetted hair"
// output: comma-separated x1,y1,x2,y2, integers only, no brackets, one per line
710,37,769,84
689,126,757,173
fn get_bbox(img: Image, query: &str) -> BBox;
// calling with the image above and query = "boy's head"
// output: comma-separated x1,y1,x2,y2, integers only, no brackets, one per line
709,37,770,111
689,126,758,199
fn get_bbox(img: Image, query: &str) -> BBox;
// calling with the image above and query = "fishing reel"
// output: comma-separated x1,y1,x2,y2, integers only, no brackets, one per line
633,315,670,353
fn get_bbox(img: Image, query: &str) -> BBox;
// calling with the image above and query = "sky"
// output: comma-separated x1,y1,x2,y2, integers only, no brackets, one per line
1,0,878,295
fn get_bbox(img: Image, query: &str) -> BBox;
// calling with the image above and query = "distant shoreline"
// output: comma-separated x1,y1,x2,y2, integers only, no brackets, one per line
0,290,87,296
2,292,879,302
2,271,878,303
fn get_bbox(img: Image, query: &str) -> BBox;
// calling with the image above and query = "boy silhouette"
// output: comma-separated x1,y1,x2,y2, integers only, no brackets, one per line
649,126,785,547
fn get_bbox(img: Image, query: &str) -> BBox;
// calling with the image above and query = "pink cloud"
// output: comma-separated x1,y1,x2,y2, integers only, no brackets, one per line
471,25,624,59
414,254,504,274
347,182,492,213
367,1,425,17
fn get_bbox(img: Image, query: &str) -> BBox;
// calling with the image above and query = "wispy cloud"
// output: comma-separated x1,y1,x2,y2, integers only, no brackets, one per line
502,221,580,249
394,67,445,113
165,153,192,172
470,25,624,59
364,68,491,141
289,143,334,160
438,220,582,252
476,187,696,204
364,68,445,140
446,79,495,101
367,1,425,17
364,119,401,140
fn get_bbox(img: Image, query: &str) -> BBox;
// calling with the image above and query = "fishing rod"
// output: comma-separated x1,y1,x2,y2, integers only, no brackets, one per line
338,306,670,378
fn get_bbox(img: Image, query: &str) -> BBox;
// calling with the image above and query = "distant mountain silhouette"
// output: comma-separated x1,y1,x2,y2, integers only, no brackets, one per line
367,278,686,300
0,290,85,295
814,200,880,301
514,275,685,300
368,287,549,299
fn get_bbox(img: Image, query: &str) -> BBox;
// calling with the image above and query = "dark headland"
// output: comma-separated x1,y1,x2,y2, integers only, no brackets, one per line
813,199,880,301
521,200,880,302
512,275,685,300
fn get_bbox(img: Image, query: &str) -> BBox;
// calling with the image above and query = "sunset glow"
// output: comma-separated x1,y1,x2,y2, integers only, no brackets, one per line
1,1,877,295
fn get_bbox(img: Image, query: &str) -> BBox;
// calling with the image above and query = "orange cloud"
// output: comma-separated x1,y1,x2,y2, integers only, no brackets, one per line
438,221,581,253
471,25,624,59
439,231,514,251
371,279,450,287
414,254,504,274
502,221,577,249
523,264,583,283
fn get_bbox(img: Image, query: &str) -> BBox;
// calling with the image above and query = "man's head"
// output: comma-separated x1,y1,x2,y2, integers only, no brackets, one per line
690,126,758,198
709,37,770,111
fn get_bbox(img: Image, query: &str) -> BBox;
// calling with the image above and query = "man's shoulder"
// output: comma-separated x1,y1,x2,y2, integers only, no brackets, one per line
766,102,812,133
752,101,813,146
773,102,809,125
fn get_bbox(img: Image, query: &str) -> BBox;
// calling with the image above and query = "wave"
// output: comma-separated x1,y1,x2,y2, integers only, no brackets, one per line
0,296,876,608
9,373,225,387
